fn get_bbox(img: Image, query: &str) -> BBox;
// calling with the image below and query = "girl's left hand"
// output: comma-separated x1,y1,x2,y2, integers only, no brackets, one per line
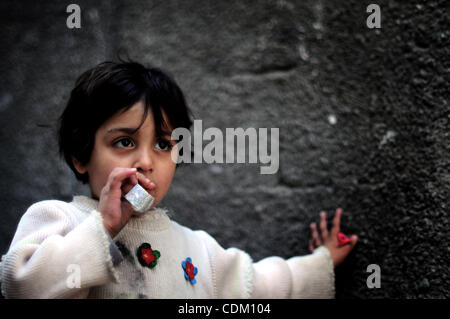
309,208,358,267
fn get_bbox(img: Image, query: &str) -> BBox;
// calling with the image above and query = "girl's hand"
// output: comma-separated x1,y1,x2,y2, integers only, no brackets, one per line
98,167,155,238
308,208,358,267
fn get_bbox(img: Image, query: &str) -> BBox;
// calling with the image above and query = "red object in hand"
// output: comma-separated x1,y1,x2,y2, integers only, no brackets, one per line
337,232,351,247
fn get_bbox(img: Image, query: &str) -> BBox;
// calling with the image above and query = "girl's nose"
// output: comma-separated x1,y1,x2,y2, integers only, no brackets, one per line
135,147,154,172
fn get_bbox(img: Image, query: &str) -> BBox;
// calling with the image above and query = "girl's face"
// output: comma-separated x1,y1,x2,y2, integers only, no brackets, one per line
73,99,178,208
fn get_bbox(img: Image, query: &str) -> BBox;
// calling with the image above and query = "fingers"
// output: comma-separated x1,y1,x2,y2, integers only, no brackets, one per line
107,167,137,192
311,208,350,252
320,211,328,240
310,211,329,249
136,172,156,190
349,235,358,248
107,169,157,196
331,208,342,237
309,239,315,253
338,235,358,258
129,174,138,186
310,223,321,247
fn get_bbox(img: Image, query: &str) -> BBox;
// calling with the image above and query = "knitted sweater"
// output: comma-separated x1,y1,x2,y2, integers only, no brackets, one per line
0,195,335,299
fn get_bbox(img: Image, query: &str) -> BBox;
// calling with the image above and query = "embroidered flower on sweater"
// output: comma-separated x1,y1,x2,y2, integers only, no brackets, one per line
137,243,160,268
181,257,198,284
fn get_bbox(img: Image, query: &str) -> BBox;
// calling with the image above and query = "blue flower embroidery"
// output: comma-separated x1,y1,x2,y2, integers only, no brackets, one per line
181,257,198,284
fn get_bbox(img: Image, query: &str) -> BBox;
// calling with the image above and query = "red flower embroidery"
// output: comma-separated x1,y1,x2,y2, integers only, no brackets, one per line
137,243,160,268
141,248,156,265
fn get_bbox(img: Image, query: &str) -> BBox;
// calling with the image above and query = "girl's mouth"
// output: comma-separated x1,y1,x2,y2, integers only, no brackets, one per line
142,182,156,194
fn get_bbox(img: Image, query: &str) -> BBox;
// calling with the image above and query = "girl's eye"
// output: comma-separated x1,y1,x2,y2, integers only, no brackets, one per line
114,138,134,149
155,140,171,151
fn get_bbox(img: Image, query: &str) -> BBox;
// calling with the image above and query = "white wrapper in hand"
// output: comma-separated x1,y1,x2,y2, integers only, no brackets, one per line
124,183,155,213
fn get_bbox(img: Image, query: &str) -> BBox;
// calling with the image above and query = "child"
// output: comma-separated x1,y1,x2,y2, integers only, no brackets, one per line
0,61,357,298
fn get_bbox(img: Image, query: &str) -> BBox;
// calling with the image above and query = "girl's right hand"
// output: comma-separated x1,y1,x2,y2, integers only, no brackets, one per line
309,209,358,267
98,167,154,238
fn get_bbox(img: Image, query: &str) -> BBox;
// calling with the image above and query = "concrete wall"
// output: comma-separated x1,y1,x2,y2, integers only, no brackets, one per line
0,0,448,298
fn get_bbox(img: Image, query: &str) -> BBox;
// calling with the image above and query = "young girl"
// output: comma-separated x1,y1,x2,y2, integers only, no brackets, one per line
0,61,357,298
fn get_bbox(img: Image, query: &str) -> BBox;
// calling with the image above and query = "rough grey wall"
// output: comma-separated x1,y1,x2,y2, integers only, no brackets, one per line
0,0,448,298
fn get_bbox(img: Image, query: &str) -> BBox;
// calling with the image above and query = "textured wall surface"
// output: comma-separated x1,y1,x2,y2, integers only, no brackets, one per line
0,1,448,298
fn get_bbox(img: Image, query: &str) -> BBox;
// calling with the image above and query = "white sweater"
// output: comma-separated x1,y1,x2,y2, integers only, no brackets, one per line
0,196,335,299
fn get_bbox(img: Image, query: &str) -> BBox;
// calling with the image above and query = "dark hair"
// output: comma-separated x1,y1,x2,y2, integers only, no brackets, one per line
58,60,193,184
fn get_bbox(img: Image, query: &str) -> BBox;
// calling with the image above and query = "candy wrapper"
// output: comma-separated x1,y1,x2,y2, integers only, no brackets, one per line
125,183,155,213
